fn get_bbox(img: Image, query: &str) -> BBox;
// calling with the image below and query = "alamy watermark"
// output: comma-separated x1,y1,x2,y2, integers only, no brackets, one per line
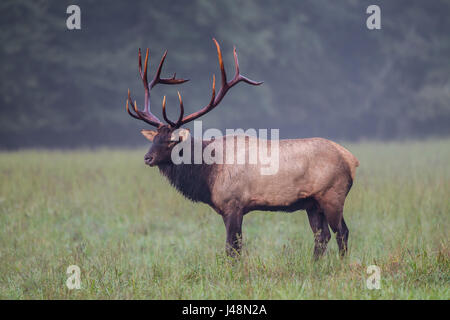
66,265,81,289
169,121,280,175
366,265,381,290
366,5,381,30
66,5,81,30
66,4,380,31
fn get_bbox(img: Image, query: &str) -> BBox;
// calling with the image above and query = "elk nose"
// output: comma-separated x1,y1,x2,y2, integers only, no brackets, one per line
144,155,153,165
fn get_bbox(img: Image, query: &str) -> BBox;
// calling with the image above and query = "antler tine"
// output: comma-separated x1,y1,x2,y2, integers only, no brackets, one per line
127,89,141,120
161,92,185,128
140,48,149,113
138,48,149,83
229,45,263,87
162,96,176,127
176,91,185,125
213,38,227,88
233,46,240,75
150,51,167,89
209,74,216,106
126,97,140,120
150,51,189,88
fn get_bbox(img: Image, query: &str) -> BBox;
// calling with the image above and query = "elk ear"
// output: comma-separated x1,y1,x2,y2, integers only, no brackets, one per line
170,128,190,142
141,129,157,142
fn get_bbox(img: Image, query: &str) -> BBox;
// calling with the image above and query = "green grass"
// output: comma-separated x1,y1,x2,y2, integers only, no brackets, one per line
0,139,449,299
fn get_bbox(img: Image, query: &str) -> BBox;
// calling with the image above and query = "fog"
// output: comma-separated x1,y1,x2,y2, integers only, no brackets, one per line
0,0,449,148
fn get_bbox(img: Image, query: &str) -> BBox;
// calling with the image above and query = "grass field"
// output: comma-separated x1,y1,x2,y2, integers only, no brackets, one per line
0,139,449,299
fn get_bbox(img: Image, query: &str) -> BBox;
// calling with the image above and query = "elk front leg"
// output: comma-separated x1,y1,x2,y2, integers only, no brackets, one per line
222,212,243,257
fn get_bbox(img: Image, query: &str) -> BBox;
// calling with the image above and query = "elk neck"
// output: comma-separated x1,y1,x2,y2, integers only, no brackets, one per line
157,139,215,204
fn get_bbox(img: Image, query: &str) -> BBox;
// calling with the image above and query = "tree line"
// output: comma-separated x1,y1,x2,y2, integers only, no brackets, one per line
0,0,449,148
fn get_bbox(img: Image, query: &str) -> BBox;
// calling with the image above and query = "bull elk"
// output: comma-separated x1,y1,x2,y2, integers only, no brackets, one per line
125,39,359,259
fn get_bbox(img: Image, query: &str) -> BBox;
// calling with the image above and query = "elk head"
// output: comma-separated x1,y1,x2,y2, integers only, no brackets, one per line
126,38,262,166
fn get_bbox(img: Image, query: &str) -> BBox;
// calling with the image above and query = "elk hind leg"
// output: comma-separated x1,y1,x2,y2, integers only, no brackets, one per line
321,201,349,257
336,218,349,257
306,206,331,260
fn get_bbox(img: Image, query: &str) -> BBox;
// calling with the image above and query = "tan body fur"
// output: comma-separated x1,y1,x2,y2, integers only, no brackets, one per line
175,135,359,258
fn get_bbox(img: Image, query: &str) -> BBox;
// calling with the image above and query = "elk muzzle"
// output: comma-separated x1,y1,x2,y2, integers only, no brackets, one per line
144,154,156,166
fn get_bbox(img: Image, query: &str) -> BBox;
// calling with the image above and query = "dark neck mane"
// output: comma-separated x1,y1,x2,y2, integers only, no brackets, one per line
157,140,215,204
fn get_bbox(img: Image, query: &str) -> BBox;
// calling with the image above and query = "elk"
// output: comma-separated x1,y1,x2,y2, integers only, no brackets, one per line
125,39,359,259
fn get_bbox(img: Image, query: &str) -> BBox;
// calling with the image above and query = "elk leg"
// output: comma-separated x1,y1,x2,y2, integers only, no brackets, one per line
306,208,331,260
222,212,243,257
321,199,349,258
336,218,349,257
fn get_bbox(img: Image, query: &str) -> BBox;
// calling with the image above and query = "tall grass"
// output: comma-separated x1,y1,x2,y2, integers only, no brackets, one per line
0,140,448,299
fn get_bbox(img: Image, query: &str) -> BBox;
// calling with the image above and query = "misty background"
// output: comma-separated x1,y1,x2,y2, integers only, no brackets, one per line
0,0,449,148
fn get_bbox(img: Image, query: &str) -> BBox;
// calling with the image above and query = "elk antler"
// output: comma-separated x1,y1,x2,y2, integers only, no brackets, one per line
162,38,263,128
126,48,189,127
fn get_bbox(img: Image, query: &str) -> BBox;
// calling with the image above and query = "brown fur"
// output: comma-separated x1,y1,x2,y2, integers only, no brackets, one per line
144,128,359,259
